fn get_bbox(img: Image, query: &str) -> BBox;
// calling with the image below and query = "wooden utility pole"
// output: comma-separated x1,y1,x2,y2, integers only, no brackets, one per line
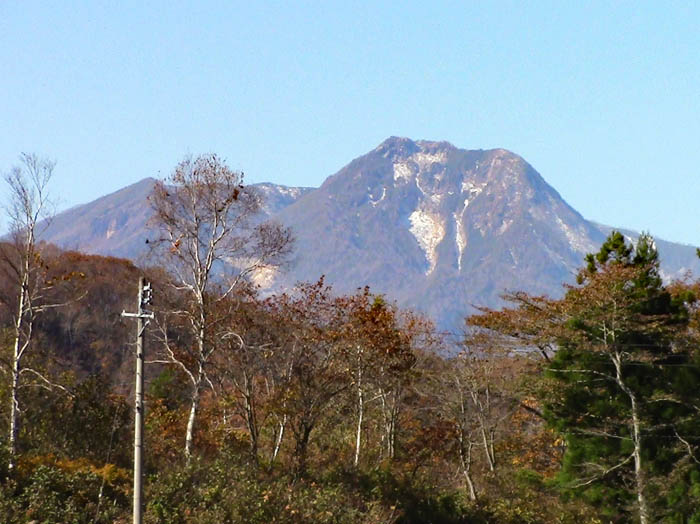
122,277,153,524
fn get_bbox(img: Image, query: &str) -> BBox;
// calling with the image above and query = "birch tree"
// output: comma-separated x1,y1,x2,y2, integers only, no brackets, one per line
0,154,58,470
149,154,292,461
337,291,426,467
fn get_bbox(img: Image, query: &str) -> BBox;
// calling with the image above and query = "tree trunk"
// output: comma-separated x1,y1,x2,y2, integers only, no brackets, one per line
379,391,387,460
458,431,477,501
613,351,649,524
271,414,286,465
184,376,202,463
243,374,259,464
630,397,648,524
353,367,364,468
388,389,399,459
293,423,312,479
8,350,20,471
379,388,398,460
8,281,27,472
480,422,495,472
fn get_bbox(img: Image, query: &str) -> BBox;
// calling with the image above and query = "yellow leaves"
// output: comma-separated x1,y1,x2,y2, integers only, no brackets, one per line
43,270,86,286
17,454,130,493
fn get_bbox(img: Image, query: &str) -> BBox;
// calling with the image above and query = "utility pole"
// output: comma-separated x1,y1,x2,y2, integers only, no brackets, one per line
122,277,153,524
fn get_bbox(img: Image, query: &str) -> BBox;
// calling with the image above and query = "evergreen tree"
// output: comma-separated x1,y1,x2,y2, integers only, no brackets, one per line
546,232,700,522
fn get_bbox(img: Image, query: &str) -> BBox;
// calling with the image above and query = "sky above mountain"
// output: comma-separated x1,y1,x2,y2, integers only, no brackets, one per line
1,2,698,246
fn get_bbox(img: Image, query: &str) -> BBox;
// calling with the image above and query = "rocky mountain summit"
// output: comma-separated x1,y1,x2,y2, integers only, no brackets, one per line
271,137,612,328
39,138,700,330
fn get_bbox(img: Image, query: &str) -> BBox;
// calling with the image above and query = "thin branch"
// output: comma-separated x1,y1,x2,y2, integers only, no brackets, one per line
19,367,74,398
572,452,635,488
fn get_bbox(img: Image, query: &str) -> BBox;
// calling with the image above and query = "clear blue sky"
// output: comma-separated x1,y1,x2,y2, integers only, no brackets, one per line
1,1,698,246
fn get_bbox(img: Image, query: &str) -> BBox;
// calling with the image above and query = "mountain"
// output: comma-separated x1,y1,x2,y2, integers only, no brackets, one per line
41,178,158,261
40,178,313,262
39,138,700,330
271,137,608,328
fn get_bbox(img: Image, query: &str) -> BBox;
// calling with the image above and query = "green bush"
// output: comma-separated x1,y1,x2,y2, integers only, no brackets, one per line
0,462,129,524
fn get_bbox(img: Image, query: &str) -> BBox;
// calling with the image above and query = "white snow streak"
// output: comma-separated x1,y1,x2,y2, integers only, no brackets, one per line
106,219,117,240
454,198,470,272
409,209,445,275
415,175,426,195
370,187,387,207
412,151,447,170
555,216,596,253
454,215,466,272
498,219,513,234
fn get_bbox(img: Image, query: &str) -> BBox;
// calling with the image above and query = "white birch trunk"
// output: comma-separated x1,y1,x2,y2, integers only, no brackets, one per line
353,366,364,467
480,422,495,472
8,349,20,470
184,376,202,463
612,351,649,524
271,414,286,464
8,273,28,471
458,433,477,501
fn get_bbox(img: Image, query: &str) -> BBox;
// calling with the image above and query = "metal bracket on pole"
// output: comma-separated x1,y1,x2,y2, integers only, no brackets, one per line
121,311,155,319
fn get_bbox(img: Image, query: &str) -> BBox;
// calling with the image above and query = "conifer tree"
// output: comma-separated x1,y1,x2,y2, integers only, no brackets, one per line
546,232,700,523
469,231,700,522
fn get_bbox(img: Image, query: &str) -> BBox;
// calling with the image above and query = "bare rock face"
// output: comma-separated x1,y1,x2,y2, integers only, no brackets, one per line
271,137,611,329
38,138,700,330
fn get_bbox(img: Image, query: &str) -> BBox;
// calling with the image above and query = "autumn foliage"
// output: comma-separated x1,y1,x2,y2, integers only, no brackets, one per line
1,161,698,523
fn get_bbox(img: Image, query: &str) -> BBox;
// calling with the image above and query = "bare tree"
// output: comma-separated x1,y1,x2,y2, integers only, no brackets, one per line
149,154,293,461
0,154,57,470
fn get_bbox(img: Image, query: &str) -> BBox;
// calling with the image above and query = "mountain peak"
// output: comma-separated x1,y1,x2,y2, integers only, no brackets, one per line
374,136,420,158
36,141,700,332
374,136,462,157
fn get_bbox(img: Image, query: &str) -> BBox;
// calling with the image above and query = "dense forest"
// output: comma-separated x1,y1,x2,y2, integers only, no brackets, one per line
1,155,700,523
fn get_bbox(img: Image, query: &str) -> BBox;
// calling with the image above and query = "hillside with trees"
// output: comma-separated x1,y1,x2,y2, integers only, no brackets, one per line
1,154,699,523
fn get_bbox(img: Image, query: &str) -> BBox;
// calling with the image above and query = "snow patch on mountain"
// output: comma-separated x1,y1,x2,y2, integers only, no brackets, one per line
509,248,519,266
498,219,513,234
393,162,413,183
454,213,467,272
106,219,117,240
256,183,306,199
415,175,426,195
370,187,387,207
461,180,484,197
250,266,278,288
409,208,445,275
555,216,596,253
454,198,470,270
412,151,447,170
